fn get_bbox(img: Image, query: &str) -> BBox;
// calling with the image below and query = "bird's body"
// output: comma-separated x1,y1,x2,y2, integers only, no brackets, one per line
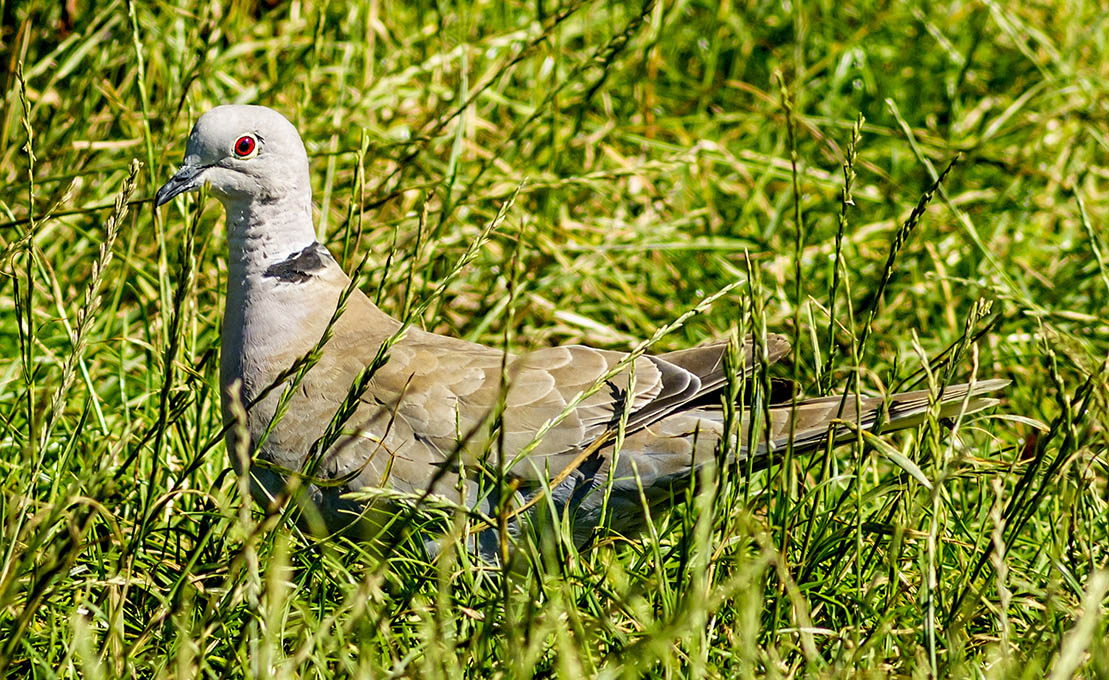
156,105,1006,553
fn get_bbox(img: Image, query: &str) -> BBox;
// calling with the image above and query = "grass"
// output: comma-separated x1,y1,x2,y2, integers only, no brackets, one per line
1,0,1108,676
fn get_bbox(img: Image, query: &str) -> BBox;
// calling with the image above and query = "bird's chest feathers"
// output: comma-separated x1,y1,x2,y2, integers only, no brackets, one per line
221,272,337,401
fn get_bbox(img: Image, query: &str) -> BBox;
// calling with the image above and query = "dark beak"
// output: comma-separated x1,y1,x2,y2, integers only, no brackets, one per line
155,161,206,207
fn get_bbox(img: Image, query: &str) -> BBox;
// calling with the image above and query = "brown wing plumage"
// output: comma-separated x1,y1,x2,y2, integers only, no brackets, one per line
657,334,791,393
350,324,794,482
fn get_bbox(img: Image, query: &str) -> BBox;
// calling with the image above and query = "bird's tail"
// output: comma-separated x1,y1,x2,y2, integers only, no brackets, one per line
756,377,1010,455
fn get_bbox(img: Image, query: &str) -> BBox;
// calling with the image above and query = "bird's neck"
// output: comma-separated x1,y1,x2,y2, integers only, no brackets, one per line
223,195,319,280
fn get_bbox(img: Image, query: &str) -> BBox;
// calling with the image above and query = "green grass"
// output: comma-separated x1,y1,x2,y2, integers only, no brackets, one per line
2,0,1108,676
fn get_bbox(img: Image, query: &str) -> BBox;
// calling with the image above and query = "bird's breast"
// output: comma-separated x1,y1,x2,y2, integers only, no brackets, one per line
220,273,341,419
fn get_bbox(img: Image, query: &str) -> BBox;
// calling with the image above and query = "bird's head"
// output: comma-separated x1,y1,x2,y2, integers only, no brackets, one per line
155,105,311,208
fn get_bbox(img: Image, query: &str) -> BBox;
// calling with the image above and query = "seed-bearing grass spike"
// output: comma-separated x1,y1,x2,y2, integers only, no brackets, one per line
155,104,1009,557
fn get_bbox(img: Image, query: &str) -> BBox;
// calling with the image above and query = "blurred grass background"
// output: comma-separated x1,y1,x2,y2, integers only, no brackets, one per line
1,0,1108,676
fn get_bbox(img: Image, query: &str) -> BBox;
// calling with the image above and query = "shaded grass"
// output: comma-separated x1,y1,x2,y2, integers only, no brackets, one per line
1,0,1108,677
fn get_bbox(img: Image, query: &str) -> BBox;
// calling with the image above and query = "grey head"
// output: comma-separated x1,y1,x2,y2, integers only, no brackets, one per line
155,105,311,208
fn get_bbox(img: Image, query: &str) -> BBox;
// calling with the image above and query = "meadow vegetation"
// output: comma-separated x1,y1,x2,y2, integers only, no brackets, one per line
1,0,1107,676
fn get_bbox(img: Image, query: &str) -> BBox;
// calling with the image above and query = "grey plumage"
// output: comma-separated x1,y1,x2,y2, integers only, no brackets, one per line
156,105,1008,555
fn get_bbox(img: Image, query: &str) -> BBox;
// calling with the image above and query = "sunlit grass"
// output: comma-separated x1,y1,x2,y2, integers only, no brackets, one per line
1,0,1107,677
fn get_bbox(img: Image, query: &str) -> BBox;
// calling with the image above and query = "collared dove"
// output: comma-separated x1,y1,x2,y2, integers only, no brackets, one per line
155,105,1007,554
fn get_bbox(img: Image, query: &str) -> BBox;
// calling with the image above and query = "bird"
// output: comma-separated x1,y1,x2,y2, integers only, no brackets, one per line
154,105,1007,556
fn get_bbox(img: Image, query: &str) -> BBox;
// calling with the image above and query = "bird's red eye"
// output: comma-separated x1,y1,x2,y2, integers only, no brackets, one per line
234,135,256,157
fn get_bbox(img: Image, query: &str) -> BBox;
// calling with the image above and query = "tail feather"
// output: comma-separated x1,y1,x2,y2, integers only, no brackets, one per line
759,378,1010,455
